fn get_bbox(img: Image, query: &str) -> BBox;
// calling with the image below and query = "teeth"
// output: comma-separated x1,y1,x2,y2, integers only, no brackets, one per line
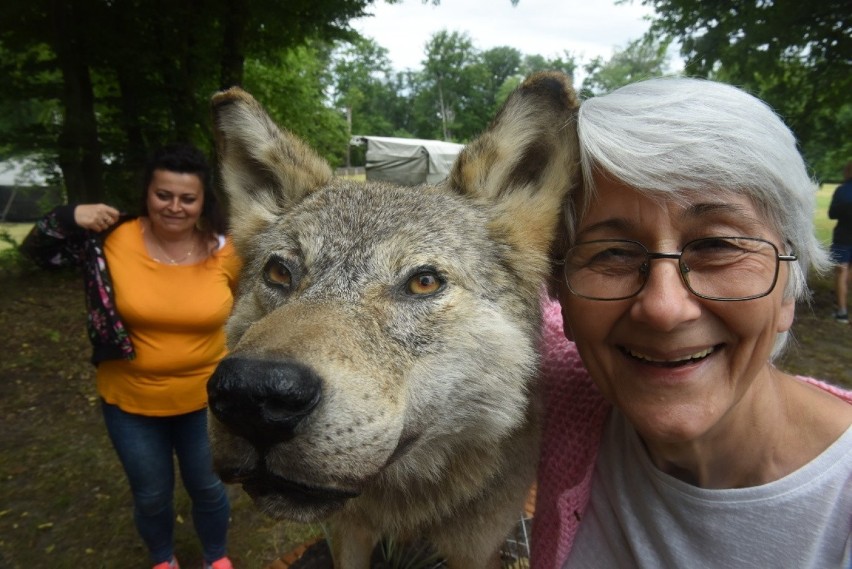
627,347,714,363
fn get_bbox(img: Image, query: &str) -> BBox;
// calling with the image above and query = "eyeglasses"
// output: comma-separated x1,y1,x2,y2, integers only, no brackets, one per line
563,237,797,301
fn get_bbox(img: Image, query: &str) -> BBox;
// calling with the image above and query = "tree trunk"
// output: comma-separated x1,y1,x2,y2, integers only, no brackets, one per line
346,106,352,168
111,6,149,175
438,80,450,141
220,0,249,89
115,71,149,176
152,0,203,143
51,0,103,204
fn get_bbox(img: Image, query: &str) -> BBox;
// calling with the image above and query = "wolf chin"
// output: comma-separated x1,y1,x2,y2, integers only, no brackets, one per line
206,72,579,569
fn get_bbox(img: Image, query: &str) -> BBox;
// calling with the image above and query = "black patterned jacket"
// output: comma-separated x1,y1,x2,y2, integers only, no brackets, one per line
21,205,135,364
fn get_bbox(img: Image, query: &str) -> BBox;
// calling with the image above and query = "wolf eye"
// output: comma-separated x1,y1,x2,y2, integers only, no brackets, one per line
263,256,292,289
407,271,443,295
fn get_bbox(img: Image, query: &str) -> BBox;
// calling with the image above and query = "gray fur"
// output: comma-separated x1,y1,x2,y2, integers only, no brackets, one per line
207,72,579,569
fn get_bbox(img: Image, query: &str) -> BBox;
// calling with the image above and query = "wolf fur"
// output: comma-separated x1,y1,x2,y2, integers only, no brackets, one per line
206,72,579,569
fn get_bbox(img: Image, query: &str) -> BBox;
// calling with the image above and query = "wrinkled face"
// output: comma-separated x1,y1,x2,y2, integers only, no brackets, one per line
145,169,204,234
557,176,795,447
207,183,539,521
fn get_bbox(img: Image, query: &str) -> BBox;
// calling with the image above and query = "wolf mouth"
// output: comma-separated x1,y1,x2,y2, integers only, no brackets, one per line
220,465,360,508
214,427,420,512
245,471,360,509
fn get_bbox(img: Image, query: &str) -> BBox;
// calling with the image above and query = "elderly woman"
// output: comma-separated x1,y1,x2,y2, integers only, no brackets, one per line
532,79,852,568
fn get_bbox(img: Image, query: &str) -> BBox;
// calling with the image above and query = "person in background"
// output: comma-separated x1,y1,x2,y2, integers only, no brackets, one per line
829,161,852,324
22,143,239,569
532,78,852,568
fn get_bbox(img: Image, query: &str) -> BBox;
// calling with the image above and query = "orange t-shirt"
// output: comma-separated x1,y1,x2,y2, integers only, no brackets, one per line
96,219,241,416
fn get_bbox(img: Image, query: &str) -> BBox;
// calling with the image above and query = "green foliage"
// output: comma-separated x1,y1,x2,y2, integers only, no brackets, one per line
332,37,405,137
400,31,580,142
2,0,559,197
638,0,851,180
0,229,17,249
580,36,671,97
21,0,847,201
0,43,62,157
417,30,481,141
244,44,349,168
277,26,554,167
521,52,578,80
0,0,374,205
0,230,29,277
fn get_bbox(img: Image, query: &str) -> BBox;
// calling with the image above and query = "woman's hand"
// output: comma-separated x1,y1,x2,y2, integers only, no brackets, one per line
74,204,121,232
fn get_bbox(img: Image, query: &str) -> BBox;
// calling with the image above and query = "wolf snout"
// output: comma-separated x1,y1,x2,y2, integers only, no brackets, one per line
207,357,322,446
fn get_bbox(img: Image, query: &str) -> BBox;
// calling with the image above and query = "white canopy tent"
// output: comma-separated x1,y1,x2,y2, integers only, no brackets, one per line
351,136,464,186
0,157,62,222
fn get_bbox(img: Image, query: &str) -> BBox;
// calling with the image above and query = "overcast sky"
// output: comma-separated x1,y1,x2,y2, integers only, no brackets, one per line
351,0,667,83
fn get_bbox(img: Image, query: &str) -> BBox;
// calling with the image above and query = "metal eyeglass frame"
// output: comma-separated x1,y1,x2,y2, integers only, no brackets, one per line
563,236,798,302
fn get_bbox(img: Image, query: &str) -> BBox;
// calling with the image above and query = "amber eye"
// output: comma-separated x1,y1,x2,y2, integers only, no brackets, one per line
407,271,443,295
263,257,292,289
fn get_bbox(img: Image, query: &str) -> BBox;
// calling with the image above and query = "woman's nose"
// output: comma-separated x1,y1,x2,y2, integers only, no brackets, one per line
630,259,701,330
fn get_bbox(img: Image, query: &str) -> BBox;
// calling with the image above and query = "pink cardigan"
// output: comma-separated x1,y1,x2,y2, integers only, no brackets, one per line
531,298,852,569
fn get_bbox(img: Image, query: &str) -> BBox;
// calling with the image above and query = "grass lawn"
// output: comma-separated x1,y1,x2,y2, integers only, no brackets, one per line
0,222,34,251
815,183,837,245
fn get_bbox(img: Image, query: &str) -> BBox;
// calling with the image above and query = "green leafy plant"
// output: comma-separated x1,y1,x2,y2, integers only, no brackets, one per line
0,229,28,276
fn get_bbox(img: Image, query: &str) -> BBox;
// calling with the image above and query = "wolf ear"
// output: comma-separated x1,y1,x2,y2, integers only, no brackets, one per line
446,71,579,271
211,87,333,250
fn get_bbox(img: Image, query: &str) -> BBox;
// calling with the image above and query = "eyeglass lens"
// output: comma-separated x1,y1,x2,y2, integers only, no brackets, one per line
564,237,781,301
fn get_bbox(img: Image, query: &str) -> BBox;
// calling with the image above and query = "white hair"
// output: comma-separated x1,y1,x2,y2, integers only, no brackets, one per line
571,77,830,358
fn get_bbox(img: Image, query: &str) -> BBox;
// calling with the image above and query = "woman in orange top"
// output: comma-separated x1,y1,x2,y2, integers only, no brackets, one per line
23,144,239,569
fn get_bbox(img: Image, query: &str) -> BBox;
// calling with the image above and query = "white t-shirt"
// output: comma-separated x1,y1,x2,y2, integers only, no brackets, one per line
566,409,852,568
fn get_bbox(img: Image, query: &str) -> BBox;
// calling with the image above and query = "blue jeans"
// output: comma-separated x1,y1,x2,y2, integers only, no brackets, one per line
101,401,230,564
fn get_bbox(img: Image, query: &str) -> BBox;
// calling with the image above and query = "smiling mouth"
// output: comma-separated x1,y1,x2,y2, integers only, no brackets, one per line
622,345,720,367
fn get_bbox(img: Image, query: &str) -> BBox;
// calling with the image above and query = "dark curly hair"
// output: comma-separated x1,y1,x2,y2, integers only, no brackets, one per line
139,143,227,235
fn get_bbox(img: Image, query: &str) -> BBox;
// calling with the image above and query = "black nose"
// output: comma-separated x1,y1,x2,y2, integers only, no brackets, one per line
207,357,322,446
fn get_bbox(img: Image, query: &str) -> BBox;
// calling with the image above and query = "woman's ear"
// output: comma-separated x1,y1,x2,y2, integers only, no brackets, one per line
776,295,796,333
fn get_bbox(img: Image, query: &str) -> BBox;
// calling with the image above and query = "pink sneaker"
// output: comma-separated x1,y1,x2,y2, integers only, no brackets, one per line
204,556,234,569
152,556,180,569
